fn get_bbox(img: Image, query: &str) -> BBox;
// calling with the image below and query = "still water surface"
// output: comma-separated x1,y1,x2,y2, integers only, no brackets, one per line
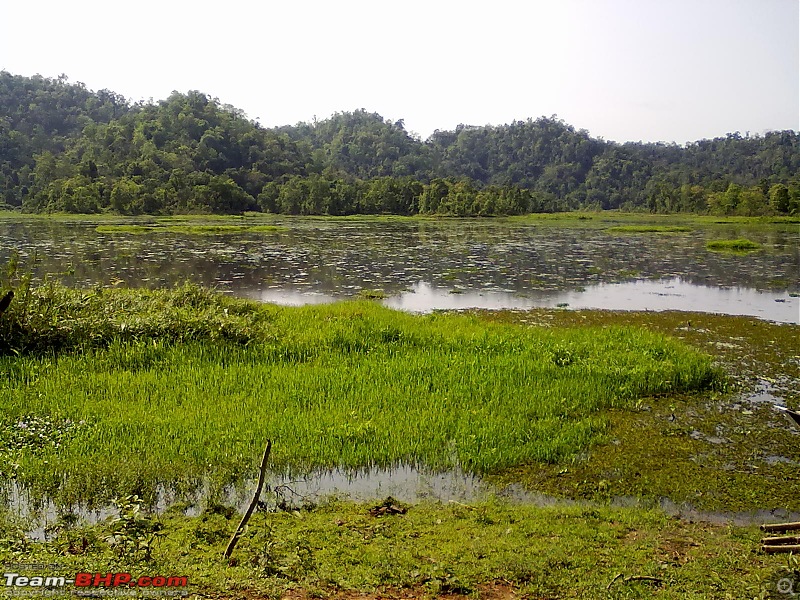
1,218,797,322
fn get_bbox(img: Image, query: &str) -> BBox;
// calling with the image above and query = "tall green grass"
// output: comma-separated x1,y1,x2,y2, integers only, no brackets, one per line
0,285,722,506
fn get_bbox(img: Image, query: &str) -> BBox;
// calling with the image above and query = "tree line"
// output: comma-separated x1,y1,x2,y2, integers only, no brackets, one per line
1,71,798,216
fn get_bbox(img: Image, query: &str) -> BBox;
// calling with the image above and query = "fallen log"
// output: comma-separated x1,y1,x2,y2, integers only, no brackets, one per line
224,439,272,560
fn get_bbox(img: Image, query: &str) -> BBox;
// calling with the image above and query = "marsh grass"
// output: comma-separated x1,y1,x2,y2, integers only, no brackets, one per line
605,225,693,233
0,285,721,506
705,238,762,252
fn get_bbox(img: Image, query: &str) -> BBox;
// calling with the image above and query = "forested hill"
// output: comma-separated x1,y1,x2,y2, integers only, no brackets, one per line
1,72,798,216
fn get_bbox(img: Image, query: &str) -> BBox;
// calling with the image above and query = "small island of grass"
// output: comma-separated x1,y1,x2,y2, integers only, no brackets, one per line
705,238,762,252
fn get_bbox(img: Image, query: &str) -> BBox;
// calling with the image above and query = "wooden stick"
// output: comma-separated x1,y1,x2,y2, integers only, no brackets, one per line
224,439,272,560
762,544,800,554
761,535,800,545
624,576,663,585
607,573,662,589
606,573,623,590
761,522,800,533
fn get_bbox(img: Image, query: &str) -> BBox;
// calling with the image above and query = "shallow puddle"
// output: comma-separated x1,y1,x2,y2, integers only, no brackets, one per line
8,460,800,540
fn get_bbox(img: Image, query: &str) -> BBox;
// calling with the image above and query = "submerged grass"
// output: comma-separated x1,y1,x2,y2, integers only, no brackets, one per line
0,284,721,506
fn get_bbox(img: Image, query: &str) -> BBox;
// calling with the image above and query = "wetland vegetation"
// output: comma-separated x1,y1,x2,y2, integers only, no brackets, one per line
0,283,721,507
0,283,797,598
0,67,798,594
0,226,797,597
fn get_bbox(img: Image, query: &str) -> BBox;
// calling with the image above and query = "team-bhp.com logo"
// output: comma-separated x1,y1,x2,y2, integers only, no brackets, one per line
4,572,188,594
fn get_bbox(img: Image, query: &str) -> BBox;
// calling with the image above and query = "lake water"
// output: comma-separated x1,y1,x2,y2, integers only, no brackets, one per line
0,217,798,323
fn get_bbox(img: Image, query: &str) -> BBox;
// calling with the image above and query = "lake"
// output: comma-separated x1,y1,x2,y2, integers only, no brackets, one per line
0,217,798,323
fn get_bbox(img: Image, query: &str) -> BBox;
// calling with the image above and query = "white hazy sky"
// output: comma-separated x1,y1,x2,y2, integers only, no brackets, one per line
1,0,797,143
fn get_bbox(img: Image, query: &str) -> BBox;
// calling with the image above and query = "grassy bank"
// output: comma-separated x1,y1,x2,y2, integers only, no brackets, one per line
0,284,721,506
2,497,794,599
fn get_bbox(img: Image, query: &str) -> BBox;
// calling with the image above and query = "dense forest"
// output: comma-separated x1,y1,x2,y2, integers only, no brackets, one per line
1,72,799,216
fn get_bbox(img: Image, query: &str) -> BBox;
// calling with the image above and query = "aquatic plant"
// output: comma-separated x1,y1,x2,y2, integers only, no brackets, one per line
705,238,761,252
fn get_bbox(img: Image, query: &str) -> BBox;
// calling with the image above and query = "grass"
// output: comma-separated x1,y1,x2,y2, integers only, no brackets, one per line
705,238,762,252
0,284,721,507
1,498,793,599
479,308,800,513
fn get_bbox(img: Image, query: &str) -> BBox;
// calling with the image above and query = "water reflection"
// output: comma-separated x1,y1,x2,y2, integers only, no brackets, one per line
1,219,797,323
245,279,799,323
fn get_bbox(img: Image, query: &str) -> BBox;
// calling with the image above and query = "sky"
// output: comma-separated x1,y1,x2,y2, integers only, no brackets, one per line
1,0,797,144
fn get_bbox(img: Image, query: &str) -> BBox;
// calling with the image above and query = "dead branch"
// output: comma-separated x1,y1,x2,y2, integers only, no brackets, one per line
224,439,272,560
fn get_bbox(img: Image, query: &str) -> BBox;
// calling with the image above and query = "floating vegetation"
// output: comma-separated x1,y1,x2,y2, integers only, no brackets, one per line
605,225,693,233
358,288,388,299
95,224,287,236
95,224,157,234
705,238,762,252
163,224,286,235
6,217,795,308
